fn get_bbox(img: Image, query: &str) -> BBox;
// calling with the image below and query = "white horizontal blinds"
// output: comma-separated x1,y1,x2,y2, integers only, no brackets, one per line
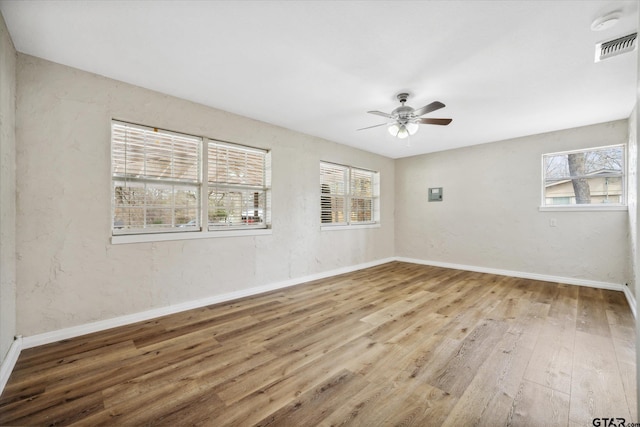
209,143,265,186
208,141,268,229
350,168,374,223
112,121,201,233
320,162,348,224
112,122,199,183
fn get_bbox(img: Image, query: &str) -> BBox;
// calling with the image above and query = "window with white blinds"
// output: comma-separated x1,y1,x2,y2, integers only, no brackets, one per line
320,162,379,226
207,141,270,230
112,120,270,236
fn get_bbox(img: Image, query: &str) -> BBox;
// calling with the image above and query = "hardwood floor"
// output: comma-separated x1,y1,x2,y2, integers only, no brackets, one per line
0,262,636,426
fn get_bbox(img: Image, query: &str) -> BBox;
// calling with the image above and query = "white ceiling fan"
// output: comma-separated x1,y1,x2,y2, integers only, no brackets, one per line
359,93,452,139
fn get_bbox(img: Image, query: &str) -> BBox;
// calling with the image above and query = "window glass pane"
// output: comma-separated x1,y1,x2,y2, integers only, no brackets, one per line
351,169,373,197
351,198,373,222
542,145,624,206
544,176,623,205
145,186,173,228
174,187,200,226
544,146,623,181
321,196,346,224
175,209,198,228
545,197,572,205
113,181,199,232
208,189,266,228
113,181,146,229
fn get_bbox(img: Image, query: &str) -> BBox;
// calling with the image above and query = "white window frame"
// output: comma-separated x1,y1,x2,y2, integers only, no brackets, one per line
539,144,627,212
320,161,380,230
111,120,271,244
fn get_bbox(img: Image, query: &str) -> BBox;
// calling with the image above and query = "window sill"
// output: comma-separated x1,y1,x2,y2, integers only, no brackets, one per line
538,205,627,212
321,223,381,231
111,228,272,244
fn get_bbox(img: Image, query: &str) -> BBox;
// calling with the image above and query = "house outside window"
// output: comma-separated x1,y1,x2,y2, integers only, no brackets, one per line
320,161,379,226
541,144,625,208
112,120,270,237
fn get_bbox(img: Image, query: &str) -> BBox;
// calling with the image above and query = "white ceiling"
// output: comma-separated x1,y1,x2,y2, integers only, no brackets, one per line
0,0,637,159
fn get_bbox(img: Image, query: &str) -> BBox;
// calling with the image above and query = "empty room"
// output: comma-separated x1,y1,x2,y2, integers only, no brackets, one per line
0,1,638,425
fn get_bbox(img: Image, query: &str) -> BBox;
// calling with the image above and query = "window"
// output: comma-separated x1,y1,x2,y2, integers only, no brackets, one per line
207,141,270,230
112,120,270,237
320,162,379,226
542,144,625,208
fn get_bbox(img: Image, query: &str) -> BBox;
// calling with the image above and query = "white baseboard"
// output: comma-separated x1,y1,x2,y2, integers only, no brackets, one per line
22,257,395,350
395,257,625,292
623,284,637,319
0,336,22,395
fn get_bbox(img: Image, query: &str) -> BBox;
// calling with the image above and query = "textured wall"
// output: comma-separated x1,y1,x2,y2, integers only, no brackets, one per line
0,11,16,362
395,120,629,285
628,106,637,297
15,54,395,337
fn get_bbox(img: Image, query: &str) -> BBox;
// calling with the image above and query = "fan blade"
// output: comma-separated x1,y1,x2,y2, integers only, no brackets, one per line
413,101,445,117
418,118,452,126
357,122,390,131
367,110,394,119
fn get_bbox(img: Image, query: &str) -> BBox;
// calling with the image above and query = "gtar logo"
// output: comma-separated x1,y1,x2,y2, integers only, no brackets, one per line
592,418,626,427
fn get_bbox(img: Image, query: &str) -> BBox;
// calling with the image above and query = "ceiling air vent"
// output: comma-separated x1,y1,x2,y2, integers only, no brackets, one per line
595,32,637,62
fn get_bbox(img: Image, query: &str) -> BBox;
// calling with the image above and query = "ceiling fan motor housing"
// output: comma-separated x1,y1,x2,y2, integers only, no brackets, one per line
393,107,414,123
393,93,415,123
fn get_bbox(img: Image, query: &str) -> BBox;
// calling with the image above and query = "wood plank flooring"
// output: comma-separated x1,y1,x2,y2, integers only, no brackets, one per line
0,262,635,426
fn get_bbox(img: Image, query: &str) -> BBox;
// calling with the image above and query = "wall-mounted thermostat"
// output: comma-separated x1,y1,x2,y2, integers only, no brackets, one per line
428,187,443,202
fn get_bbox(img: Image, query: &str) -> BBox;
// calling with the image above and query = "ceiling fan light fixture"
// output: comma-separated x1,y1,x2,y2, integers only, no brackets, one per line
388,123,409,139
388,122,418,139
397,127,409,139
406,122,419,135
